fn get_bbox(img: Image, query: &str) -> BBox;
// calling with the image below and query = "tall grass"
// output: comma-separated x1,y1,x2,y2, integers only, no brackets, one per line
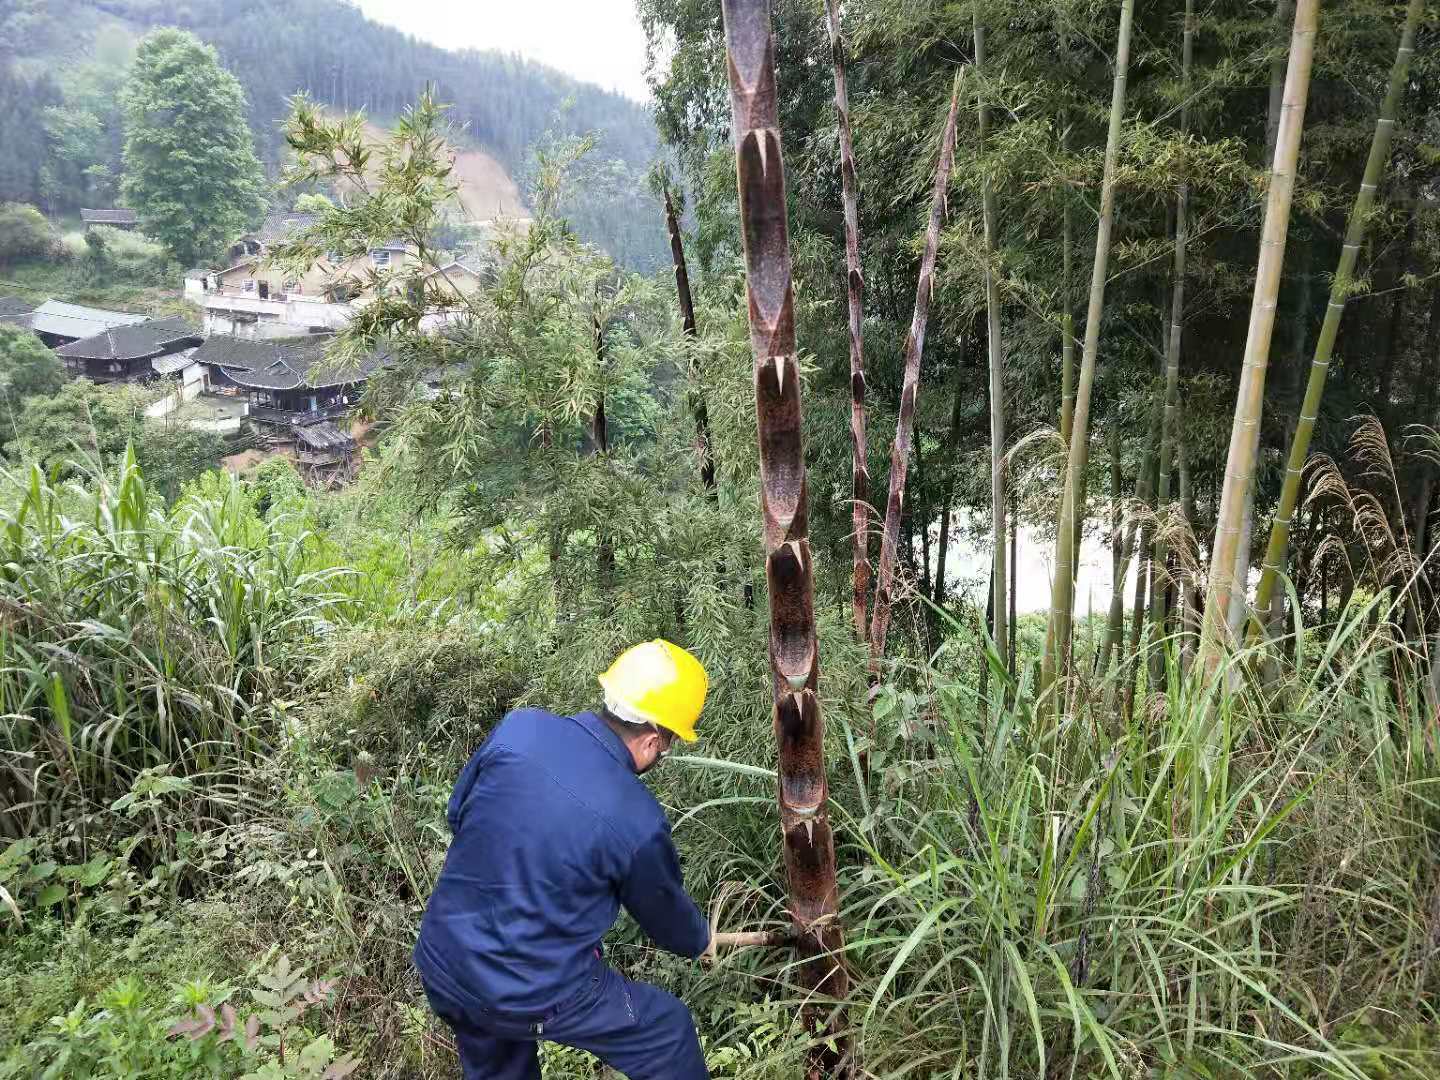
669,597,1440,1077
0,451,349,840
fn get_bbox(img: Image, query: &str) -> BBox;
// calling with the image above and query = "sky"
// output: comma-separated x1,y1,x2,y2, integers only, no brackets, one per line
354,0,653,102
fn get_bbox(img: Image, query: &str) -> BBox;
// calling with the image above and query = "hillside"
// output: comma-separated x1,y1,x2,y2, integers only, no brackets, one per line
0,0,668,268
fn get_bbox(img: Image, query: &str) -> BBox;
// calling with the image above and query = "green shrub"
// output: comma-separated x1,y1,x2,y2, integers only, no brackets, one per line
0,203,55,264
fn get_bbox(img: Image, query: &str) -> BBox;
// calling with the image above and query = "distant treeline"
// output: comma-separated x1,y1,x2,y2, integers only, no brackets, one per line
0,0,671,269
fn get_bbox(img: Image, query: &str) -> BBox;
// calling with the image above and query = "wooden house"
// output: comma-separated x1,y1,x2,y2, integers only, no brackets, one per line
80,208,138,231
55,316,203,383
190,334,388,426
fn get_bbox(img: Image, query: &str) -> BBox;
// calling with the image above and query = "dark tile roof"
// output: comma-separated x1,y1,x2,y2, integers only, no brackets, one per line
191,335,283,373
30,300,148,340
0,297,33,318
55,316,200,361
81,208,137,225
192,334,389,391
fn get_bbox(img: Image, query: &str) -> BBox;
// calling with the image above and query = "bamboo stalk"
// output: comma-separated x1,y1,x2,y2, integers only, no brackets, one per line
1039,0,1137,702
1148,0,1195,678
663,187,718,496
975,16,1008,672
867,75,964,675
719,3,849,1072
825,0,871,640
1059,124,1076,448
1251,0,1423,624
1200,0,1319,674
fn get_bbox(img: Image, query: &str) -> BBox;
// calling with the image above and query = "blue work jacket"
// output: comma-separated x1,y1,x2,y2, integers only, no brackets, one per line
413,708,711,1013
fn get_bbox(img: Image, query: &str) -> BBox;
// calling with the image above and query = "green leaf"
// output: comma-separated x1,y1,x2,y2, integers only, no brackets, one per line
36,883,66,907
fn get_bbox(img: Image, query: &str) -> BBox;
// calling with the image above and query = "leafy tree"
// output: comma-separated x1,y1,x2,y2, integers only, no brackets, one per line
292,191,333,214
0,326,64,435
0,202,54,264
120,28,265,264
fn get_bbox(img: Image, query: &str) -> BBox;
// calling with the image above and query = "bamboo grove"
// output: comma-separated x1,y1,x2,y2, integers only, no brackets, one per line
696,0,1440,1071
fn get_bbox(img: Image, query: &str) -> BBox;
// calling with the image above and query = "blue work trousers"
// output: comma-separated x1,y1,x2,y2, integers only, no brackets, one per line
423,966,709,1080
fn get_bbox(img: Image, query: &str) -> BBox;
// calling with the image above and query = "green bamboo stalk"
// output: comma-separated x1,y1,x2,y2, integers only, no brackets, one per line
1039,0,1137,701
1148,0,1195,676
975,16,1008,672
1200,0,1319,674
1251,0,1423,625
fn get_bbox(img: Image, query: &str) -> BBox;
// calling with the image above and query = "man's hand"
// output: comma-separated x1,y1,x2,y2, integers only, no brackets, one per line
699,931,717,966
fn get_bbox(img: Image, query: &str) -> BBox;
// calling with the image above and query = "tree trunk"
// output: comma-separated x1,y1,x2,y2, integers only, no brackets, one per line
1039,0,1137,702
1148,0,1194,684
868,76,963,676
1200,0,1319,675
975,16,1009,676
1251,0,1421,625
663,187,718,497
719,5,848,1073
825,0,872,640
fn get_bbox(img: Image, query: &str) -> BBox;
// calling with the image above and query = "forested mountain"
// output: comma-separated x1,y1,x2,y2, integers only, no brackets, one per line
0,0,669,268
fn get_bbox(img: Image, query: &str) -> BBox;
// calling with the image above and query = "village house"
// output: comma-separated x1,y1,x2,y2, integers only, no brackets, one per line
188,333,387,485
80,208,138,231
190,334,387,425
54,315,204,383
196,211,485,339
27,300,149,348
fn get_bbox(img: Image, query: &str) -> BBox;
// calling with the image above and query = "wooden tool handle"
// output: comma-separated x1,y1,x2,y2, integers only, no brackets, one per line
711,930,785,950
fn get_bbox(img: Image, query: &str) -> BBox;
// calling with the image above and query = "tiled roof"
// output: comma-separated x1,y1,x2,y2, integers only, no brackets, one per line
241,212,319,247
0,297,33,318
30,300,149,340
81,208,137,225
55,316,201,361
192,334,388,391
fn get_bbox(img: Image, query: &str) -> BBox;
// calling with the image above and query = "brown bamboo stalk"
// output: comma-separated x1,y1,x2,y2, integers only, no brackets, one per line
825,0,871,640
1039,0,1137,701
975,16,1008,670
663,186,717,495
1251,0,1423,625
1200,0,1319,675
868,75,963,676
720,3,849,1072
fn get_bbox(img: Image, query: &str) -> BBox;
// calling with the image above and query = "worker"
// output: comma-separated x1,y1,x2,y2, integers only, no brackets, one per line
414,640,714,1080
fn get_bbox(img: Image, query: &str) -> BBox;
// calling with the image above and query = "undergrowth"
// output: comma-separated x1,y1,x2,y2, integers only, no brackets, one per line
3,456,1440,1078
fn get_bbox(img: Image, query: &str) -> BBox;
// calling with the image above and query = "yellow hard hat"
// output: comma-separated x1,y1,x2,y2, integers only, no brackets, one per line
598,640,708,742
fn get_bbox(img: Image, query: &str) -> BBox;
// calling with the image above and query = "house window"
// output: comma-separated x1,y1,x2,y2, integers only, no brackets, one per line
243,278,256,293
283,280,299,296
370,249,391,268
325,250,340,264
